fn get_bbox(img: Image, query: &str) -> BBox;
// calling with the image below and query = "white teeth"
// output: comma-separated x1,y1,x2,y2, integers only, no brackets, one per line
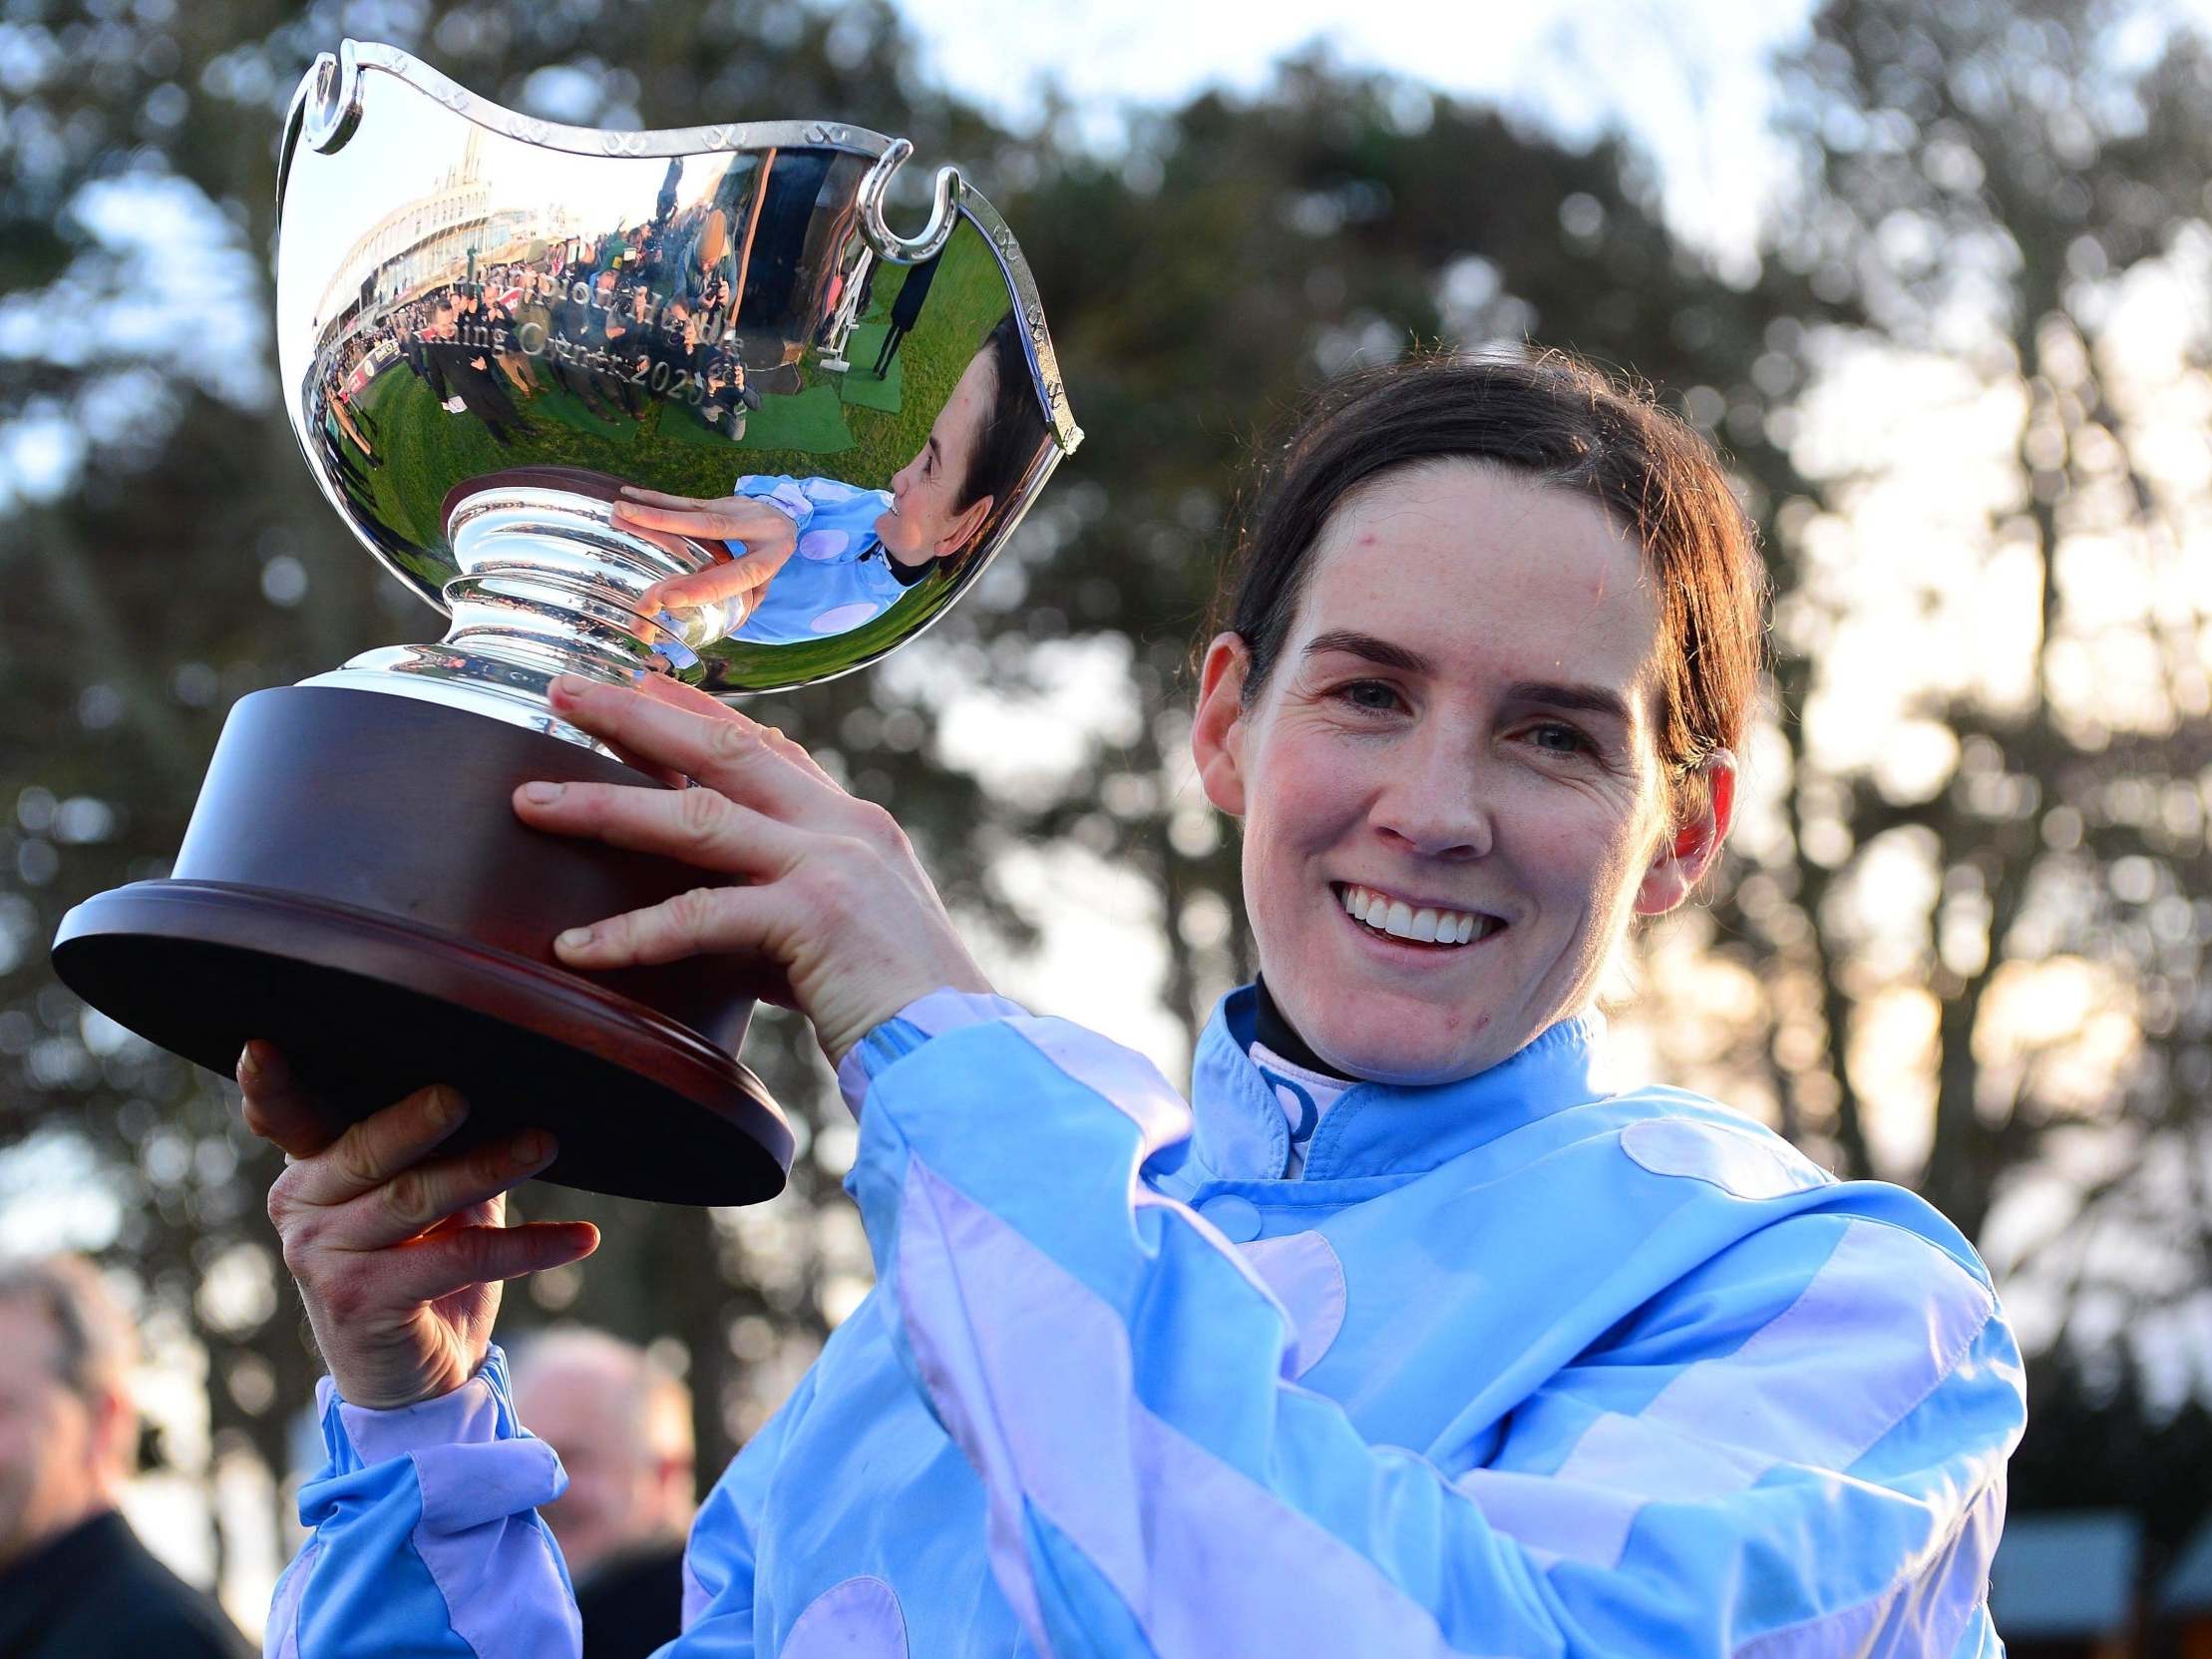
1335,885,1495,947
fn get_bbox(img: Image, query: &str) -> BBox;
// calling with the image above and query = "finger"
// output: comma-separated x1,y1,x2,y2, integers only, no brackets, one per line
553,880,794,971
641,554,779,615
237,1041,340,1160
618,519,709,569
328,1128,560,1251
281,1085,471,1209
625,675,843,793
610,500,746,540
632,672,752,723
513,773,804,876
616,677,818,793
380,1220,601,1304
596,739,687,790
616,484,714,509
542,677,845,817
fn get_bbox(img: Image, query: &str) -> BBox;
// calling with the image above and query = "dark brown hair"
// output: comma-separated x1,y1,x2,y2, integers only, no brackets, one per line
959,310,1051,516
1212,349,1767,816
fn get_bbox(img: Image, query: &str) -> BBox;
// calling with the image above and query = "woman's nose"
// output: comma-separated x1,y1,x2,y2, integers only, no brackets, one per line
1372,739,1494,859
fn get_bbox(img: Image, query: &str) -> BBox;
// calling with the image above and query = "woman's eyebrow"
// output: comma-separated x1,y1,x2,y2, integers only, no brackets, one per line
1507,680,1633,724
1300,633,1634,725
1301,628,1433,674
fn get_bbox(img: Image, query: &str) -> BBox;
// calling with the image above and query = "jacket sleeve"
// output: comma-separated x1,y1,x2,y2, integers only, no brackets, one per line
730,475,816,533
263,1349,580,1659
836,993,2027,1659
265,1350,787,1659
731,473,885,534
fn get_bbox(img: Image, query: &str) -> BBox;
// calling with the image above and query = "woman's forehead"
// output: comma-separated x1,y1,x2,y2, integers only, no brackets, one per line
1292,463,1660,686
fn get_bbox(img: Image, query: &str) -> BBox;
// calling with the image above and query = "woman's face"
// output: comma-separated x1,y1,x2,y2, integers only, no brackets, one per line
877,349,997,564
1191,460,1729,1085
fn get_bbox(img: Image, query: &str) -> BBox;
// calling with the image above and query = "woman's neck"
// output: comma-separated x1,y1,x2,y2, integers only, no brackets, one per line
1252,977,1353,1081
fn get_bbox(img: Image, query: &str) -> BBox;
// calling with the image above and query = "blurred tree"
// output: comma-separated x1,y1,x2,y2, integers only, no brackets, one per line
1715,0,2212,1336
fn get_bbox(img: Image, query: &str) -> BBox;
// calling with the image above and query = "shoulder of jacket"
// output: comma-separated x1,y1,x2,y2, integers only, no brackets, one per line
1590,1088,1837,1201
1585,1091,2000,1296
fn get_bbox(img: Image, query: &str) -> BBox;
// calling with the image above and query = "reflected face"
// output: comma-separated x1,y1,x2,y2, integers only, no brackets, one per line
0,1298,100,1569
877,348,998,564
1193,462,1678,1084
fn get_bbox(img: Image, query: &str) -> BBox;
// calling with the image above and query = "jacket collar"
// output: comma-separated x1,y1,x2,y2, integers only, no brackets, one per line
1188,984,1609,1182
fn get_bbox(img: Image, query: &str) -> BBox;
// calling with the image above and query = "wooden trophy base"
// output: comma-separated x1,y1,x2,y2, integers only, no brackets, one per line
52,685,791,1205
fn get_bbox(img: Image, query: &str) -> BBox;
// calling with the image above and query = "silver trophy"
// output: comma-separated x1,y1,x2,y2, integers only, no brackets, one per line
52,41,1081,1204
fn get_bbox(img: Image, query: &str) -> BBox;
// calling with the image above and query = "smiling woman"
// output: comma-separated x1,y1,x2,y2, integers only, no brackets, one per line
244,350,2025,1659
1192,353,1762,1087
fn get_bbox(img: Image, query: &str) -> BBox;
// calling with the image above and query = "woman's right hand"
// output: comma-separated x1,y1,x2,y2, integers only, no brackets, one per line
240,1042,599,1411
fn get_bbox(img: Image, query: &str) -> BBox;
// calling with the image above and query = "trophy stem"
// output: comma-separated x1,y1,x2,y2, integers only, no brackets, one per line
304,479,739,748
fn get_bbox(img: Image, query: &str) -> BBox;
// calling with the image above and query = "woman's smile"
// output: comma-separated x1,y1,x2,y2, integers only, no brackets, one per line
1330,882,1506,949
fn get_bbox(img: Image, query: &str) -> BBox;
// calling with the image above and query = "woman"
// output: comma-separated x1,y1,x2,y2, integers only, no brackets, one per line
246,353,2024,1658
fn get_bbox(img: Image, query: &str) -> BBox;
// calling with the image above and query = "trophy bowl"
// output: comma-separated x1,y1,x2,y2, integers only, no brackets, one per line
50,41,1080,1204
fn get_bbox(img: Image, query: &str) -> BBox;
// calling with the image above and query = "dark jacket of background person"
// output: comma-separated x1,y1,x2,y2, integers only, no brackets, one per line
573,1539,687,1659
0,1507,252,1659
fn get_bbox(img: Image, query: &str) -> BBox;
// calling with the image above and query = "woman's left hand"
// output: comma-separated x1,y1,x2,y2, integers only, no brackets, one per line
514,674,994,1069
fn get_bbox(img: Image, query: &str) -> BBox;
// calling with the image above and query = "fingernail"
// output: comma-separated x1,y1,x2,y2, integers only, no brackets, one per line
512,1129,553,1165
556,926,593,950
238,1041,287,1086
428,1086,468,1128
521,780,563,804
551,674,590,700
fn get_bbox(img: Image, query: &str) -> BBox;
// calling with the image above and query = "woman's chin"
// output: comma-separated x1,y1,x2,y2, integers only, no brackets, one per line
874,511,921,560
1300,1012,1504,1088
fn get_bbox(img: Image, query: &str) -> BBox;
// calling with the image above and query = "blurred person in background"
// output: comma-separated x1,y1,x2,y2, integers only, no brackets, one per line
511,1327,696,1659
0,1254,251,1659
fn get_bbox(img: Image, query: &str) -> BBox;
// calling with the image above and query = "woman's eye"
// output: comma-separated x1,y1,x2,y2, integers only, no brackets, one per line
1334,680,1401,712
1528,721,1592,755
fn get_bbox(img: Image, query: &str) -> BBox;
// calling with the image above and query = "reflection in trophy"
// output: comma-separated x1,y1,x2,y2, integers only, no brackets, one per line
51,41,1080,1204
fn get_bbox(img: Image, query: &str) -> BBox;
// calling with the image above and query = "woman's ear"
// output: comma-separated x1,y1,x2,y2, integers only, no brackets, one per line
1635,748,1738,917
1191,633,1253,817
935,494,993,559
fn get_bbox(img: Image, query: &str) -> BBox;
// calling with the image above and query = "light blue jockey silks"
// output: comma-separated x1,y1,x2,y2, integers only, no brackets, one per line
265,986,2026,1658
728,474,918,644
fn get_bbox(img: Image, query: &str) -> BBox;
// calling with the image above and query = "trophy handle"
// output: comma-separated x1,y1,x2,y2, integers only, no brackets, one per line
299,40,366,156
859,138,960,264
